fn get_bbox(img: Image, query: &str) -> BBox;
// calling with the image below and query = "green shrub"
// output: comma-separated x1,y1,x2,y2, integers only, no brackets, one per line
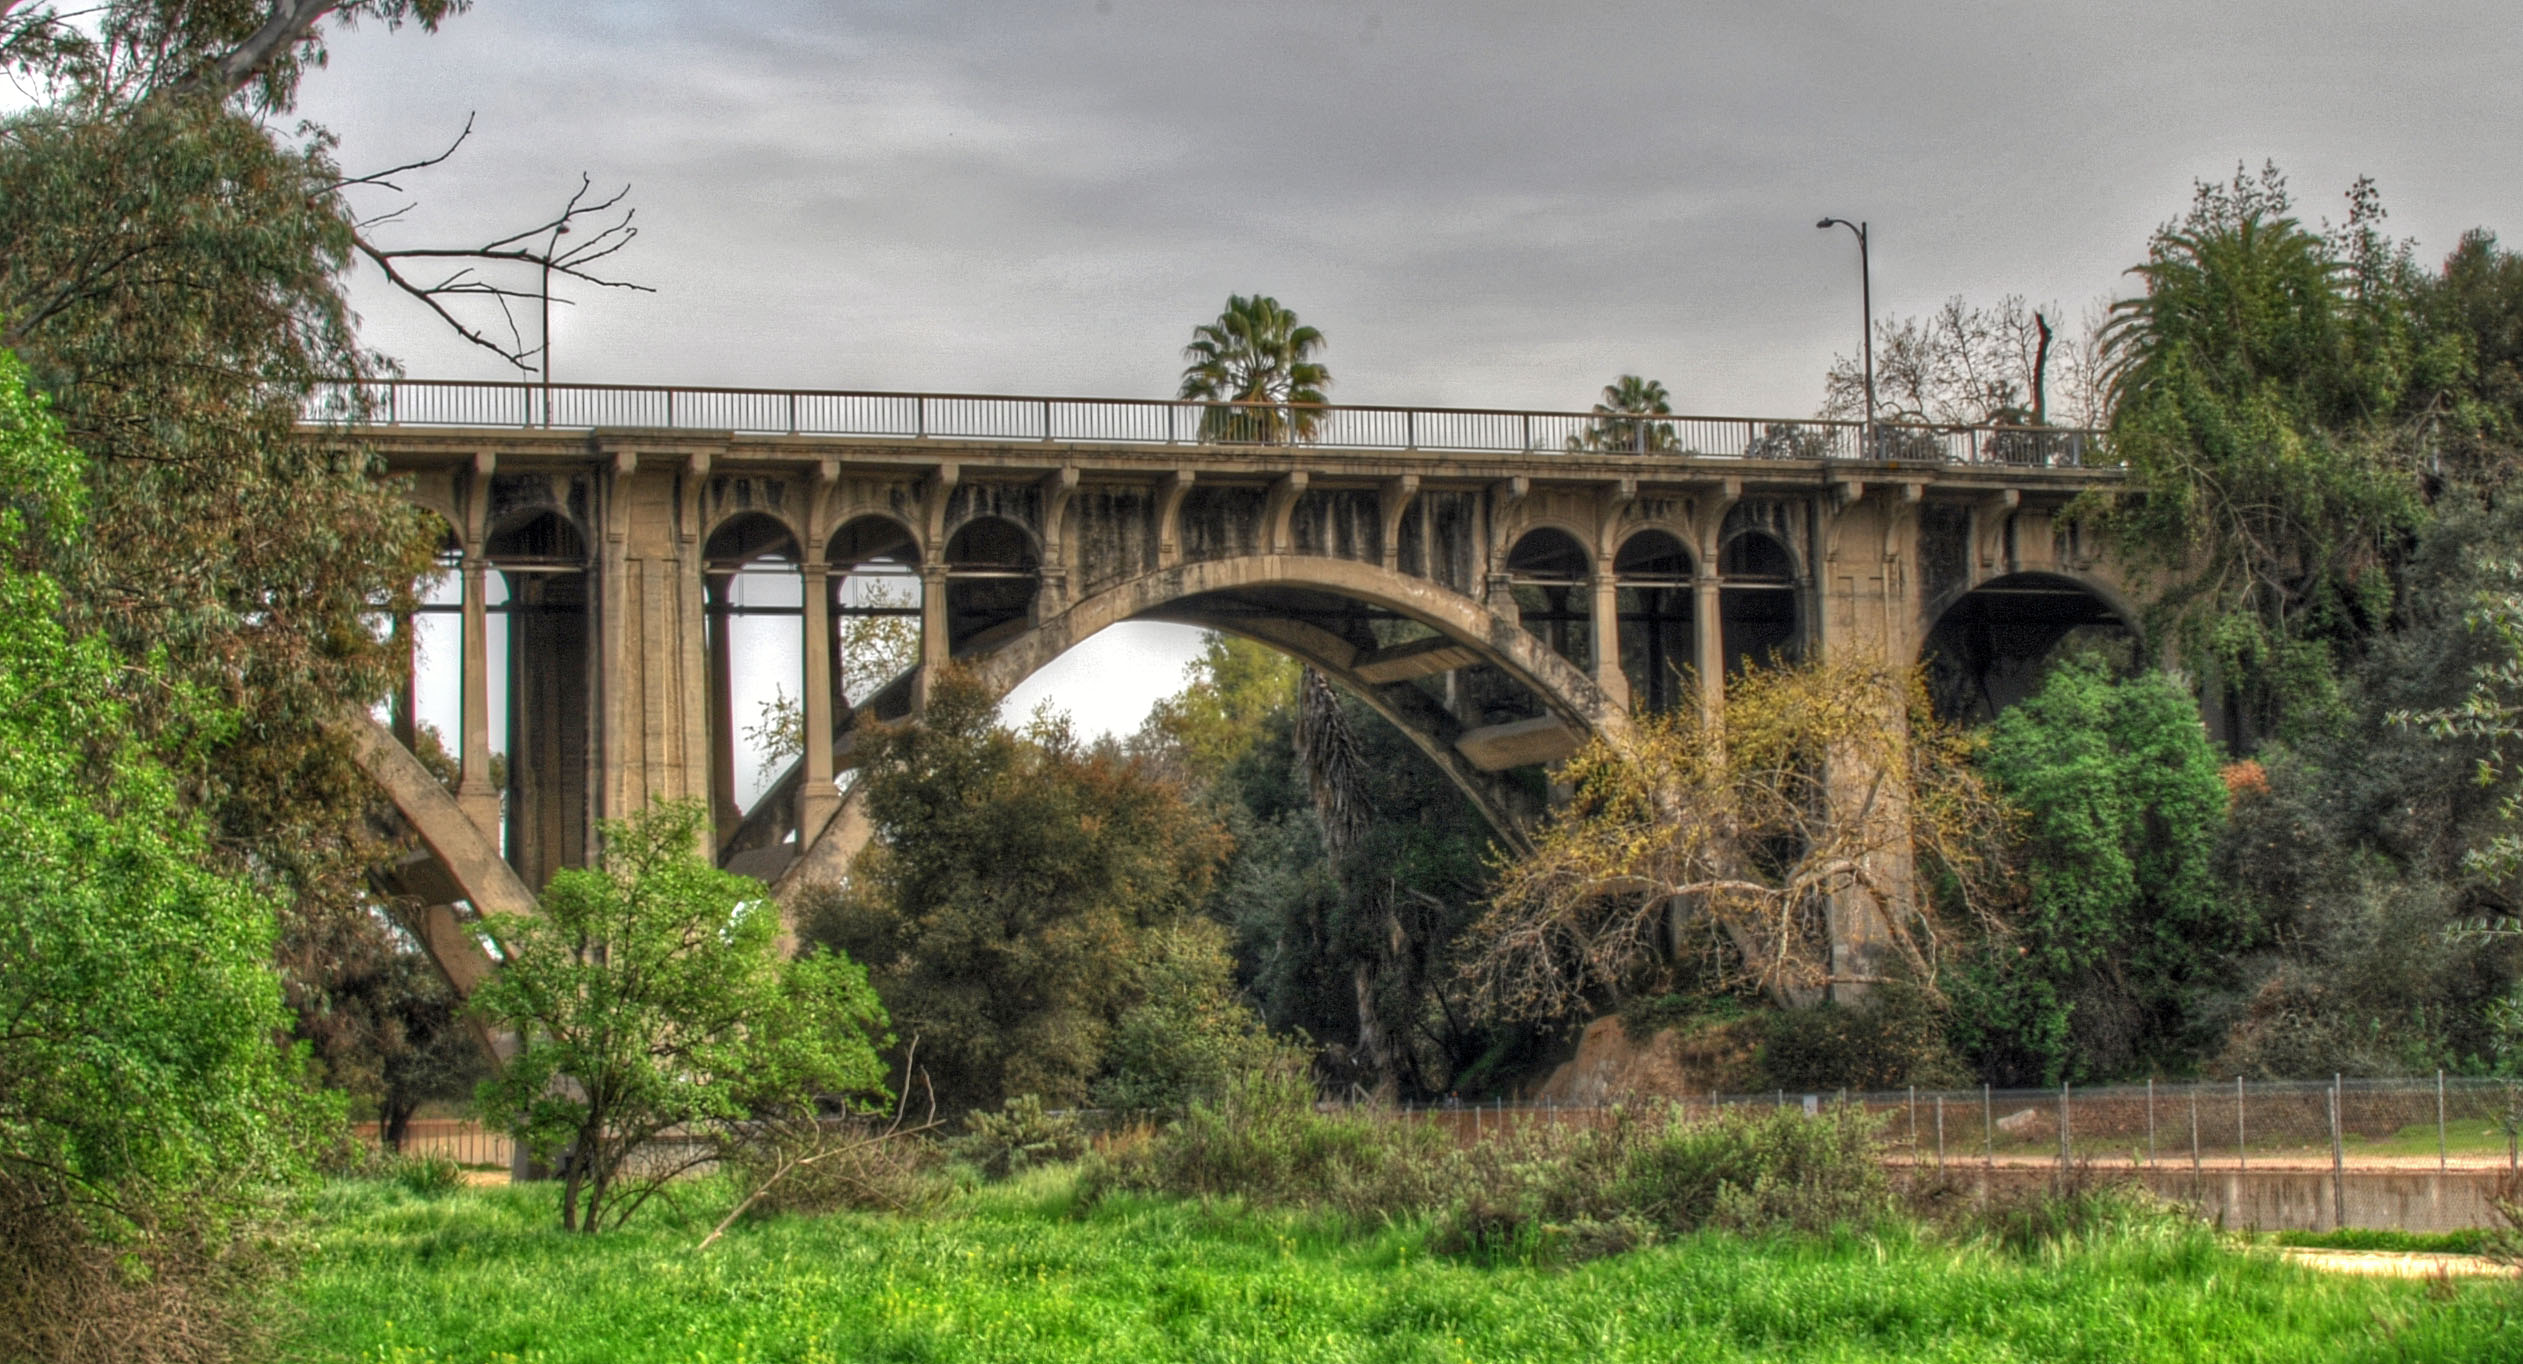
1610,1103,1893,1235
384,1150,463,1199
1090,1053,1898,1263
955,1095,1088,1182
1758,983,1963,1091
1083,1049,1454,1220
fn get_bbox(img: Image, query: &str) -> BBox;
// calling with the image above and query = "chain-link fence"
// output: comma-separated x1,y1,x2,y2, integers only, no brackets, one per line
1392,1075,2523,1173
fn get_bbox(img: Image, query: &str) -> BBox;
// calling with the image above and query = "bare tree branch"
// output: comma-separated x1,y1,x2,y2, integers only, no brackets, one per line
337,131,653,369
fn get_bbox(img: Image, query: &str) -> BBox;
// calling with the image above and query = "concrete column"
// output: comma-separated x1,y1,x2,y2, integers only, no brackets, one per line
706,575,739,841
389,613,418,751
918,562,950,707
455,556,500,839
798,561,838,843
1590,561,1627,709
1694,573,1725,722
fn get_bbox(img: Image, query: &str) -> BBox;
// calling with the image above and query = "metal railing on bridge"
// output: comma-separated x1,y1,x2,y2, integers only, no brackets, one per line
307,378,2106,468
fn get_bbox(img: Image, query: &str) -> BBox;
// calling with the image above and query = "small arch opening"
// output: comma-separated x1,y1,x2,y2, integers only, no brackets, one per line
828,515,923,723
1718,530,1799,675
481,508,590,888
1506,527,1592,668
1615,529,1696,712
703,512,804,844
945,516,1039,651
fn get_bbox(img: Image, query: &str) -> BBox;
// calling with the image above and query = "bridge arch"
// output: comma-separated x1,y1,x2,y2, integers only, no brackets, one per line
703,512,806,839
775,552,1632,897
1504,526,1596,670
1920,569,2139,724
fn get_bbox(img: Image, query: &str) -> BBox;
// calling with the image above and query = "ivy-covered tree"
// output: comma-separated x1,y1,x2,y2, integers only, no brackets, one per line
2095,165,2445,744
1952,661,2234,1084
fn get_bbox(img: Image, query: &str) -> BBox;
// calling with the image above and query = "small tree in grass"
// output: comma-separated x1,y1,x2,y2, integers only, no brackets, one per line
473,801,891,1233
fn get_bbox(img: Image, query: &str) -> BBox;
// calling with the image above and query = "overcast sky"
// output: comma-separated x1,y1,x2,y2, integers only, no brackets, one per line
331,1,2523,748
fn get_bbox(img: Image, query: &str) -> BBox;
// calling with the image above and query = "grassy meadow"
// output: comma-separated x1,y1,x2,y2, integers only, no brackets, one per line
277,1173,2520,1364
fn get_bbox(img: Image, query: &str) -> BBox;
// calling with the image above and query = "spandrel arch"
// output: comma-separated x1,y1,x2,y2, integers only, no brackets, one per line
1920,570,2138,724
481,507,590,888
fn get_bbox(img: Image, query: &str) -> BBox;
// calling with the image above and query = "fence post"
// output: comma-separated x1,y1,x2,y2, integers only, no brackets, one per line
788,391,798,436
2329,1075,2346,1231
1983,1083,1993,1171
1935,1095,1946,1174
1909,1085,1918,1155
2057,1082,2070,1180
2438,1069,2448,1175
2236,1076,2247,1173
2189,1085,2200,1175
2146,1078,2156,1168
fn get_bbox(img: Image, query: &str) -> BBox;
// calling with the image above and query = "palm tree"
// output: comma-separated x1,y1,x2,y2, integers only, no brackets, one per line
1178,295,1332,443
1569,374,1679,453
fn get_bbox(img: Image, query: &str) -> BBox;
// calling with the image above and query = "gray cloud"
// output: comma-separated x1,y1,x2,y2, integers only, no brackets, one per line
307,0,2523,416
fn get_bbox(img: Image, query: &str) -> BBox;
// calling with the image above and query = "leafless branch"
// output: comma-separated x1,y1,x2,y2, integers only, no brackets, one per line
337,129,653,369
697,1038,940,1252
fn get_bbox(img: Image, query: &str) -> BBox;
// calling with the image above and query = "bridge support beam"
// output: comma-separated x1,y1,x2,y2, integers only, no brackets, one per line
799,560,838,845
455,555,501,838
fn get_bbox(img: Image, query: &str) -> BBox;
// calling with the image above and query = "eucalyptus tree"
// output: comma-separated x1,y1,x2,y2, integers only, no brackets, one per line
1179,294,1333,442
1,1,649,1093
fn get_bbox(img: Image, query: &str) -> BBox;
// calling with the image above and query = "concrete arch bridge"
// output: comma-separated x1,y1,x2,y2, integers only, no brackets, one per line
336,380,2135,1009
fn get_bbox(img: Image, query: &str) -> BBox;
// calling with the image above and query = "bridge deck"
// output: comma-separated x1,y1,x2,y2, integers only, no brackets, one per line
312,378,2113,477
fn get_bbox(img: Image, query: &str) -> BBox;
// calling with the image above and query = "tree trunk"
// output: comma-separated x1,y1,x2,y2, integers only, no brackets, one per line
381,1097,417,1153
1352,960,1401,1106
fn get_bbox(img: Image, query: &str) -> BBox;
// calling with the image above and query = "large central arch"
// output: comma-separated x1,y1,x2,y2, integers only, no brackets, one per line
771,553,1633,898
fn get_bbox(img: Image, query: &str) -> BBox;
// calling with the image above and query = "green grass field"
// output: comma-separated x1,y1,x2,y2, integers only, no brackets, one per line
276,1174,2522,1363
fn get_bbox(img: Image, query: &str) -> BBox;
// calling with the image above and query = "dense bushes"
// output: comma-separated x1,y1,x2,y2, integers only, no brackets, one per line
1083,1052,1896,1263
1,351,324,1362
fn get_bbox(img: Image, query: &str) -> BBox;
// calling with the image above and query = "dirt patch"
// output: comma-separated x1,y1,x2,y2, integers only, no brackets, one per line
2279,1247,2514,1279
1524,1015,1759,1105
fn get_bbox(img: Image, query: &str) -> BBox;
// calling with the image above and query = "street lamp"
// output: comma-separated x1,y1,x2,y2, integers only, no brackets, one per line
1816,216,1874,453
540,220,570,427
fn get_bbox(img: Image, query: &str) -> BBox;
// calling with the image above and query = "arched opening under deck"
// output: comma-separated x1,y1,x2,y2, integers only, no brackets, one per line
1614,529,1696,713
1920,571,2137,724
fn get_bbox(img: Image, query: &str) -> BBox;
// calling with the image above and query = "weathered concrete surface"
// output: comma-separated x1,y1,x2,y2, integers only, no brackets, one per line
351,422,2134,1011
1940,1164,2514,1235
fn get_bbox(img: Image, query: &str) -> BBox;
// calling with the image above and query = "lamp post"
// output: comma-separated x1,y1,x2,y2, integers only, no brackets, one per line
1816,216,1874,454
539,220,569,427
